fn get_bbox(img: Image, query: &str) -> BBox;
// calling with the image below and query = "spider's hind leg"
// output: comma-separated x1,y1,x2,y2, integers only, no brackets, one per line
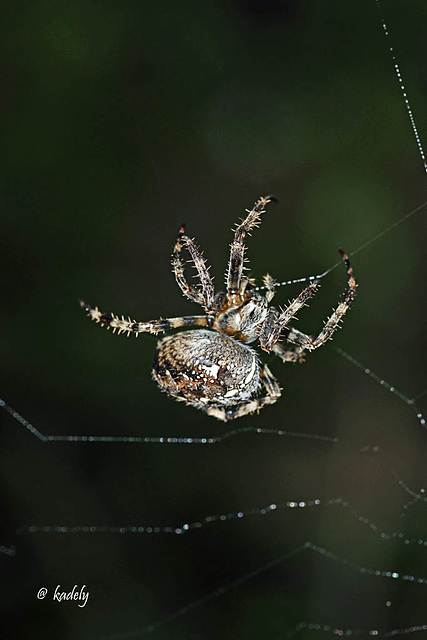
305,249,357,350
204,364,281,422
172,225,215,313
263,249,357,354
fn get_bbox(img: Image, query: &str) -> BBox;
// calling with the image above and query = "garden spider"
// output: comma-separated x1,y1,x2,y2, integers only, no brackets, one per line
80,195,357,421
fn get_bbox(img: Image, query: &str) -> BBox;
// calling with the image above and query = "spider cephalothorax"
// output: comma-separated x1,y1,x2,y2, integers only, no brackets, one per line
80,195,357,421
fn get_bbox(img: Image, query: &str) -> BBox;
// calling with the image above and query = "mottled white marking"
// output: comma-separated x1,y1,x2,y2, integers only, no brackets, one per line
244,357,257,385
203,363,220,379
224,389,238,398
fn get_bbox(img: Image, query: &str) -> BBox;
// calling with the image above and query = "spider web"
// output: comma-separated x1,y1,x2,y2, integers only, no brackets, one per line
2,1,427,639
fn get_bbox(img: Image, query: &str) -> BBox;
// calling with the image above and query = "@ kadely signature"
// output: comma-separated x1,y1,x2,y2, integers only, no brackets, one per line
53,584,89,607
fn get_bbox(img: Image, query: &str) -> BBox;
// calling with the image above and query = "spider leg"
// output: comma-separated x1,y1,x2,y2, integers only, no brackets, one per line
298,249,357,351
226,195,277,295
259,281,320,352
264,249,357,353
80,300,210,337
204,364,281,422
172,225,215,313
272,342,306,364
263,273,276,303
280,326,313,347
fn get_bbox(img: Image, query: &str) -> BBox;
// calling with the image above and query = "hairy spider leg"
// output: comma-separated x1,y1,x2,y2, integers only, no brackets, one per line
79,300,210,336
226,195,277,296
204,363,281,422
171,226,203,307
260,281,321,352
262,273,276,303
171,225,215,314
272,342,306,364
308,248,357,350
263,249,357,353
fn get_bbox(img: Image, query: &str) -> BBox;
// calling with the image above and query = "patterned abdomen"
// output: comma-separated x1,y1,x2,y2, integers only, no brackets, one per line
153,329,261,409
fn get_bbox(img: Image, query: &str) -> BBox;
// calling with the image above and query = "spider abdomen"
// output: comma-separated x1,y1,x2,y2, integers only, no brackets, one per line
152,329,261,411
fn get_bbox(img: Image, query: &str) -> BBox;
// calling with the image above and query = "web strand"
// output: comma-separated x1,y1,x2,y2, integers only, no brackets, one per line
254,198,427,292
98,540,427,640
333,347,426,430
376,0,427,173
0,398,337,444
14,481,427,548
100,543,310,640
293,621,427,638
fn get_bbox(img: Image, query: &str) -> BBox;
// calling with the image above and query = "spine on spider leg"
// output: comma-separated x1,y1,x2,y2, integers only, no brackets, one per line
181,233,215,311
260,281,320,352
172,224,215,312
171,224,205,307
311,250,357,348
79,300,172,336
337,248,357,305
226,195,277,293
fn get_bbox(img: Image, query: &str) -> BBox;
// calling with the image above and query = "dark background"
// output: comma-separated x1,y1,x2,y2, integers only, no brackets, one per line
2,1,427,638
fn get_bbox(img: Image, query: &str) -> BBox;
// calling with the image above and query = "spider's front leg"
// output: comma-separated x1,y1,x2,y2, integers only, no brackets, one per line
172,225,215,314
204,364,281,422
80,300,210,336
226,195,277,295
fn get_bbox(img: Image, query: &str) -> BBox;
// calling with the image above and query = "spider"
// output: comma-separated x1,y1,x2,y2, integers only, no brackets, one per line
80,195,357,421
